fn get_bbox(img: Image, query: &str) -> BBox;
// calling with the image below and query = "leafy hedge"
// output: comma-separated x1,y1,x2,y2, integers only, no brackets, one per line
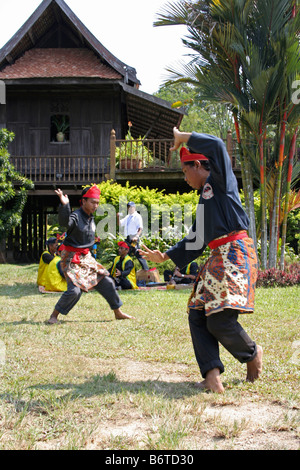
97,180,199,223
256,263,300,287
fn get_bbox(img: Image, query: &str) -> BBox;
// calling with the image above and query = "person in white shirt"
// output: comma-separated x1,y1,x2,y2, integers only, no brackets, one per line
117,202,149,270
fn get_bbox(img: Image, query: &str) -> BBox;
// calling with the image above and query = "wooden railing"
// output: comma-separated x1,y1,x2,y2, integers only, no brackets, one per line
10,131,298,186
11,155,110,184
110,129,240,179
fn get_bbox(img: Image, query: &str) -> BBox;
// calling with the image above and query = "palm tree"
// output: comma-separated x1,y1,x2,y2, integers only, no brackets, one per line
280,130,299,269
155,0,300,268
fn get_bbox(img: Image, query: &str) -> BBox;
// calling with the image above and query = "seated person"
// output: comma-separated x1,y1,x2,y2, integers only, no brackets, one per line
44,255,67,292
109,241,138,290
164,262,198,284
37,237,58,287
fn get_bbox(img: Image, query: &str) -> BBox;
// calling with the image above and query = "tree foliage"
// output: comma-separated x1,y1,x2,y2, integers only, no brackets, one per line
0,129,34,241
154,0,300,269
155,81,234,139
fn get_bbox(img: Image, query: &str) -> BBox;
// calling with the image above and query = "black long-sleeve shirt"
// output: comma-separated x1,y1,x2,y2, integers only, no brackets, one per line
42,251,55,264
166,132,249,269
58,203,96,249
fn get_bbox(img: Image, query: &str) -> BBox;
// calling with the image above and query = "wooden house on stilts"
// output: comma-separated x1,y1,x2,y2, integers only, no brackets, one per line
0,0,185,262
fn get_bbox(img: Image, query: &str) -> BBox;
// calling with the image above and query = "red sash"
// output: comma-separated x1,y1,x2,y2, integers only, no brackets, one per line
59,244,90,264
208,231,248,250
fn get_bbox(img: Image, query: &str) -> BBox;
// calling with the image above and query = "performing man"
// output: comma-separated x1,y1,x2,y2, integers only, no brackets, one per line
48,185,134,324
139,127,262,393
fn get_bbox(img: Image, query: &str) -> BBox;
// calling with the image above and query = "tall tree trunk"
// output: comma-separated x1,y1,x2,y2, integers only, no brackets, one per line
259,130,268,269
280,128,298,269
269,181,279,268
0,238,7,264
233,117,257,250
244,151,257,245
269,112,287,267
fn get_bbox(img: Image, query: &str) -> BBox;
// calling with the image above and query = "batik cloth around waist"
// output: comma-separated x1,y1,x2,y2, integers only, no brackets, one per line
188,232,258,316
60,249,109,292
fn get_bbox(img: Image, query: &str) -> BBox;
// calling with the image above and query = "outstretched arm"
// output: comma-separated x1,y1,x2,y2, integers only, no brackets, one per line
55,189,72,228
138,245,170,264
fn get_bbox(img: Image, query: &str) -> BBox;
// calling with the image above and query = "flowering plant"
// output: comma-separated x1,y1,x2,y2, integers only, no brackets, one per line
115,122,153,168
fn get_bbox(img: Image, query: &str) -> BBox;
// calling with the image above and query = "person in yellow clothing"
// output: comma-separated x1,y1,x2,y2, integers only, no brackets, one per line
37,237,58,287
109,241,138,290
44,255,67,292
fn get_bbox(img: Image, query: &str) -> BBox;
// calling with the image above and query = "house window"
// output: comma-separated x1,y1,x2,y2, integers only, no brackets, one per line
50,114,70,142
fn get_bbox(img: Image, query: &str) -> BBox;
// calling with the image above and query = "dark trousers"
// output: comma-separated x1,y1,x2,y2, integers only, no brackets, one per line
111,275,133,290
55,275,123,315
188,308,257,378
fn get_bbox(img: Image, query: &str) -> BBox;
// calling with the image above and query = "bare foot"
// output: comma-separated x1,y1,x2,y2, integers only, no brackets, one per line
246,345,263,382
47,315,58,324
47,310,59,324
114,308,135,320
195,368,224,393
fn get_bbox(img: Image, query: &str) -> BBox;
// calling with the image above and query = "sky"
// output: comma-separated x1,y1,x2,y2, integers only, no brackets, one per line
0,0,189,94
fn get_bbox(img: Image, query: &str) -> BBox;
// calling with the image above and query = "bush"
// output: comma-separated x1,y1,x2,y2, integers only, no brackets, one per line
256,263,300,287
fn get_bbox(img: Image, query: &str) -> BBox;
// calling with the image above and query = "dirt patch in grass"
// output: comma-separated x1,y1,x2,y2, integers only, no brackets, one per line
80,358,299,450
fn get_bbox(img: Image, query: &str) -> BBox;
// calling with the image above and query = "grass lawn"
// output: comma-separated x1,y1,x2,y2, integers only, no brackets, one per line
0,263,299,450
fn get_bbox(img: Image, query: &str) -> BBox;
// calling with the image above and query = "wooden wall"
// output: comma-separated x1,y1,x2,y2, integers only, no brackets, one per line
6,88,122,158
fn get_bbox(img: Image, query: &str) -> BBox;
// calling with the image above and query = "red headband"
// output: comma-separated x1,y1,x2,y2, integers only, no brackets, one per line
180,147,208,163
118,241,130,249
83,185,101,199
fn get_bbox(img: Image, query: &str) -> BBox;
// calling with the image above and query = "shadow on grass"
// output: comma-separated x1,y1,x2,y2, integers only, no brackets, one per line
28,373,202,401
0,283,40,298
1,374,243,415
0,317,116,326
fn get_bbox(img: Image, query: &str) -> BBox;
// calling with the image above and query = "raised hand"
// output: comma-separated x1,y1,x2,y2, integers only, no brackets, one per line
55,188,69,205
170,127,191,152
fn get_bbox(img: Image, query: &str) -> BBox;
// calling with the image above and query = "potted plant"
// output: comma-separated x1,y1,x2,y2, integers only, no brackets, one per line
116,122,153,169
52,115,70,142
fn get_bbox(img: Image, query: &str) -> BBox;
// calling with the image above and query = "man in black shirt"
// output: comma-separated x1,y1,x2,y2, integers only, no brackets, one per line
139,128,262,393
48,186,134,324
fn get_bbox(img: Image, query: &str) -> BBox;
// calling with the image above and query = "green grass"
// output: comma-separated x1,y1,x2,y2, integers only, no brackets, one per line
0,264,299,450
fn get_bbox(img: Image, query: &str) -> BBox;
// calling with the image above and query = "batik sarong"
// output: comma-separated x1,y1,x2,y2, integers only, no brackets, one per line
188,234,258,316
60,249,109,292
